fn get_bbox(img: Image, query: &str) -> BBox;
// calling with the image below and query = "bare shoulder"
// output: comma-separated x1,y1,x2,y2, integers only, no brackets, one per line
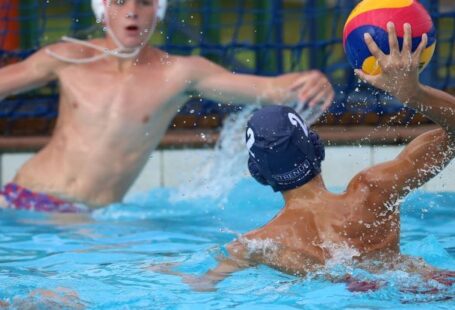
342,161,391,205
177,55,211,66
26,40,101,74
151,54,226,91
161,54,205,70
346,168,382,192
45,39,104,60
9,38,116,86
172,55,226,74
5,42,86,81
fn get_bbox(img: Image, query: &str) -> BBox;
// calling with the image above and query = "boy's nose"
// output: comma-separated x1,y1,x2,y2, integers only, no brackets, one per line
125,1,139,19
126,11,138,19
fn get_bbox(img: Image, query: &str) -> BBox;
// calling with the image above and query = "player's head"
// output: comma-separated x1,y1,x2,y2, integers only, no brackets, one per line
246,105,325,192
92,0,167,49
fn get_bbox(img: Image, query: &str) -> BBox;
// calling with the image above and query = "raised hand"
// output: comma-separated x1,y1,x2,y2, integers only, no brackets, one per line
288,70,335,110
355,22,428,103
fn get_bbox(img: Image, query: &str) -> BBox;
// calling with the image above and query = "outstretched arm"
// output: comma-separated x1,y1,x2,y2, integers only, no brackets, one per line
186,56,334,109
352,23,455,199
190,255,251,292
0,45,64,100
149,241,252,292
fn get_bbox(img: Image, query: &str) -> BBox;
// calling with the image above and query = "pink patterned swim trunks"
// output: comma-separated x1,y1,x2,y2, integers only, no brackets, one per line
0,183,89,213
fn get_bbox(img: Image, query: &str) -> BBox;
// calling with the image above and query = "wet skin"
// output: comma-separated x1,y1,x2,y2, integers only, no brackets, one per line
172,23,455,290
0,0,334,207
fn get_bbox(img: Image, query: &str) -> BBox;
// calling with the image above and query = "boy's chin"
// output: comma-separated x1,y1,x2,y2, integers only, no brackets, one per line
122,41,145,49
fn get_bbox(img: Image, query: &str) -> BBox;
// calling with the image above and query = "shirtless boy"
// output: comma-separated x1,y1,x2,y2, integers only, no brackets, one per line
0,0,334,212
156,23,455,291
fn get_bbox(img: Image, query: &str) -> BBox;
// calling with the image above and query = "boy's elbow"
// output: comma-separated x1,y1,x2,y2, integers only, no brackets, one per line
434,128,455,163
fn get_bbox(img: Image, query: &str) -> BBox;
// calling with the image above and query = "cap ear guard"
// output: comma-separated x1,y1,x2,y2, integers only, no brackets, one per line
248,157,269,186
91,0,168,22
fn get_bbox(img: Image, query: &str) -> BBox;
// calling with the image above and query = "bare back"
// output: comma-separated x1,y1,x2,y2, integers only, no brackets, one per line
228,129,454,275
232,179,399,275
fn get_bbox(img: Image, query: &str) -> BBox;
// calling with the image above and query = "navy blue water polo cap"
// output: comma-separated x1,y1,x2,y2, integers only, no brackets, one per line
246,105,325,192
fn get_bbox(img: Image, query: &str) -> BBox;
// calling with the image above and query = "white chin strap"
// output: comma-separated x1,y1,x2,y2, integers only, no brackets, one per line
46,0,167,64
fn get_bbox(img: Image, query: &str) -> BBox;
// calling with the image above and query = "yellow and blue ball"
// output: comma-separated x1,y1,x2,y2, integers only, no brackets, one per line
343,0,436,75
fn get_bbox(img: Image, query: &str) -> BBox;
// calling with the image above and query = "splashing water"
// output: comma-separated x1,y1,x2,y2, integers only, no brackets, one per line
171,102,325,202
171,105,258,202
240,237,280,259
322,241,361,268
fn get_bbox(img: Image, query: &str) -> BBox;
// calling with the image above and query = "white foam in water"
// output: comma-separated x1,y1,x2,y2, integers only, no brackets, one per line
322,241,361,268
240,236,280,259
171,104,257,202
171,102,326,202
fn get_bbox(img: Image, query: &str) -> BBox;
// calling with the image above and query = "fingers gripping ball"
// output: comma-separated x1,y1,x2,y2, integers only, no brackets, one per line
343,0,436,75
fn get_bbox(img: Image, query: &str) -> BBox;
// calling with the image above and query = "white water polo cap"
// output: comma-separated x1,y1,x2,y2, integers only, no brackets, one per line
91,0,168,22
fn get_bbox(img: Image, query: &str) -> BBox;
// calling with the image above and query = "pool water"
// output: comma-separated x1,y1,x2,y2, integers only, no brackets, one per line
0,180,454,309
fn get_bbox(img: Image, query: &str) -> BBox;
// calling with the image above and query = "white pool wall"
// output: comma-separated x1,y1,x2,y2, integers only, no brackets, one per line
1,146,454,194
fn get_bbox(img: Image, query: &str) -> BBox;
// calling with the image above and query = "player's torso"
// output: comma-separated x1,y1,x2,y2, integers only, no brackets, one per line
15,52,190,205
57,57,185,143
